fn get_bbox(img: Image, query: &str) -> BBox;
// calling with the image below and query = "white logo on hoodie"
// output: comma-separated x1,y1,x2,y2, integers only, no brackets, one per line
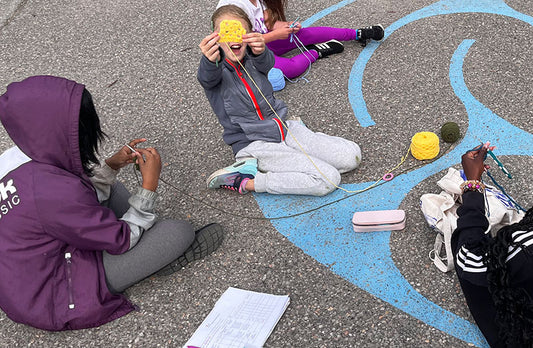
0,179,17,200
0,147,30,220
0,179,20,219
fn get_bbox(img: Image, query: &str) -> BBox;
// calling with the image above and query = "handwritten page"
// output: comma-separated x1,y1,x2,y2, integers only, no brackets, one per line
183,287,290,348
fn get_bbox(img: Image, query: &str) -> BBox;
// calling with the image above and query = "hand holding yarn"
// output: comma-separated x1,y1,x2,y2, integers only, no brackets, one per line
135,147,162,192
461,142,492,180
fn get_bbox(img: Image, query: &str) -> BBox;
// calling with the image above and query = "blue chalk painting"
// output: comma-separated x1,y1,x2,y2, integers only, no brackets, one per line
255,0,533,347
348,0,533,128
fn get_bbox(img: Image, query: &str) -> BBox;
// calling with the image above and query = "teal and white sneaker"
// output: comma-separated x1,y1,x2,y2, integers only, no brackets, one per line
207,158,258,194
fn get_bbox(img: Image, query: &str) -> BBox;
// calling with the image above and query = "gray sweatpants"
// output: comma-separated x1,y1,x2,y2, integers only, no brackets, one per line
236,120,361,196
102,182,195,293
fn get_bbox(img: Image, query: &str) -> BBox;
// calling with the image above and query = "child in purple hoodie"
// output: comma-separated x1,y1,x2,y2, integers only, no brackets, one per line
0,76,223,330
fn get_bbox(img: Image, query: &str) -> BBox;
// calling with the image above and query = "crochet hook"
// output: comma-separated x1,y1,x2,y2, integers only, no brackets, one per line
211,20,219,67
289,16,300,43
124,144,140,171
124,143,136,153
487,149,512,179
289,16,300,28
471,137,512,179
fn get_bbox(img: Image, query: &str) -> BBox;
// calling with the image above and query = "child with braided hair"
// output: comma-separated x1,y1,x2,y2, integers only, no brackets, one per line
198,5,361,196
216,0,384,79
453,142,533,347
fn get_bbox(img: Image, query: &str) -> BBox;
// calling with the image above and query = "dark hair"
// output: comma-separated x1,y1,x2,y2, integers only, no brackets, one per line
78,88,106,176
263,0,287,29
212,5,253,32
484,207,533,347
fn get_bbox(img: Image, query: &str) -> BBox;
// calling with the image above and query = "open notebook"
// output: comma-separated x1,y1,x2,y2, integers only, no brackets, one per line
183,287,290,348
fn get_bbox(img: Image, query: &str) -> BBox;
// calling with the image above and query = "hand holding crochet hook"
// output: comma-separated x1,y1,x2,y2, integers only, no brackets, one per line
121,139,162,192
105,138,146,170
462,142,495,181
465,140,524,212
467,138,512,179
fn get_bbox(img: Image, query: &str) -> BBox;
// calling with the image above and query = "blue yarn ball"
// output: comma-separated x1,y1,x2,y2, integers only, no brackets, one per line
268,68,285,91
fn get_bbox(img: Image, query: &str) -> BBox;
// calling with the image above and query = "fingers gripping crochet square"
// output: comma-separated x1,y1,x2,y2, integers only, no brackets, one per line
218,20,246,43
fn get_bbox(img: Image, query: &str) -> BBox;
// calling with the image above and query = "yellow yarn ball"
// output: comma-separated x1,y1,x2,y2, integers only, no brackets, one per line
410,132,440,160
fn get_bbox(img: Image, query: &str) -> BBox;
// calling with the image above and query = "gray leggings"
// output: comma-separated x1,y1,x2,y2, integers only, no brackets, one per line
102,182,195,293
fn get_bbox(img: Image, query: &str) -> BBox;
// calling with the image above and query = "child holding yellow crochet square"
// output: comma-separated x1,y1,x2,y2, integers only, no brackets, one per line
198,5,361,196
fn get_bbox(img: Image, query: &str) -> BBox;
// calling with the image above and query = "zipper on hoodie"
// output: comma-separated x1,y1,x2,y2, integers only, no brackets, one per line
65,252,75,310
225,59,285,141
225,59,264,120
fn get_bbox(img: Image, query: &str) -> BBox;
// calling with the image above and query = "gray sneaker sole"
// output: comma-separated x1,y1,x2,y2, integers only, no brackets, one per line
155,223,224,276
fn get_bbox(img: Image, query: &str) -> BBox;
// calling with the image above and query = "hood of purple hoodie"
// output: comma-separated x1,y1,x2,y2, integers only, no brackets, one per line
0,76,85,177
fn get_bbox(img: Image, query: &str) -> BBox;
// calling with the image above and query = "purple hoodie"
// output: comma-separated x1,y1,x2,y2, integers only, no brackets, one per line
0,76,135,330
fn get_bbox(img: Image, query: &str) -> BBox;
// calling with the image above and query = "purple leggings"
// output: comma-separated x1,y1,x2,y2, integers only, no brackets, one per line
266,26,357,79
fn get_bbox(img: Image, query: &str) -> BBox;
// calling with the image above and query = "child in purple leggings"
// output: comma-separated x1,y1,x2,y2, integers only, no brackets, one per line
216,0,384,79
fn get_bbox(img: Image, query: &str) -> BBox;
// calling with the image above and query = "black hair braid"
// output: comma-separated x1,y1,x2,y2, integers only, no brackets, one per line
78,89,106,176
484,207,533,347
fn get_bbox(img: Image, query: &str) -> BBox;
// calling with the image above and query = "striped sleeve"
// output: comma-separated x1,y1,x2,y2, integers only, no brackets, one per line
452,191,490,286
506,230,533,261
456,245,486,273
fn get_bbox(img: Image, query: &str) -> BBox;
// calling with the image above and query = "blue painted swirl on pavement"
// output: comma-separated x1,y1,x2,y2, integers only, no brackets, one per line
253,0,533,346
349,0,533,127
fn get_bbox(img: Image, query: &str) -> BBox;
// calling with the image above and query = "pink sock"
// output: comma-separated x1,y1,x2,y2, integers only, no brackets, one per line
239,178,250,194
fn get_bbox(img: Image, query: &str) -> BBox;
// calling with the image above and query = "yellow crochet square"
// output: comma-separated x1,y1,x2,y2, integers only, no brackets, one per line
218,20,246,43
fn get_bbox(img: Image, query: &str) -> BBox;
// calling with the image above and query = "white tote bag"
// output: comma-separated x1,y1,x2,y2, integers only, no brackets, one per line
420,167,524,272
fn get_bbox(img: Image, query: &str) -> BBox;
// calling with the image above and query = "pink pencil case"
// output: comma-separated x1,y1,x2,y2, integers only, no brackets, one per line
352,210,406,232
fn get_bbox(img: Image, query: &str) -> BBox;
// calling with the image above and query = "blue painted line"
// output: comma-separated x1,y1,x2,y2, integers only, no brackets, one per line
301,0,357,27
449,39,533,157
349,0,533,127
252,0,533,346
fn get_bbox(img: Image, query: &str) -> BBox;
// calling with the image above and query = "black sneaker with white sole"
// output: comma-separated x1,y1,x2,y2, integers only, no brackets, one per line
155,223,224,276
356,24,385,47
305,39,344,59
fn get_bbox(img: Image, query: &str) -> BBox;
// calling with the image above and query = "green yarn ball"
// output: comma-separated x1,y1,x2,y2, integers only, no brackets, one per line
441,122,461,143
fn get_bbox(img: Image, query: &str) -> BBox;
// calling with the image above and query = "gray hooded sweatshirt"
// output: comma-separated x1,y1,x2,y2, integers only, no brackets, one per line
197,47,288,155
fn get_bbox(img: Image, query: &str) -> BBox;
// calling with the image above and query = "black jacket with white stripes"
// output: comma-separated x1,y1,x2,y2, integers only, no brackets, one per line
451,191,533,348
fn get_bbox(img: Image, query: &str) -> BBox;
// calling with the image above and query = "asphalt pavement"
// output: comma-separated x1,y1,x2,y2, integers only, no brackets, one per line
1,0,533,347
